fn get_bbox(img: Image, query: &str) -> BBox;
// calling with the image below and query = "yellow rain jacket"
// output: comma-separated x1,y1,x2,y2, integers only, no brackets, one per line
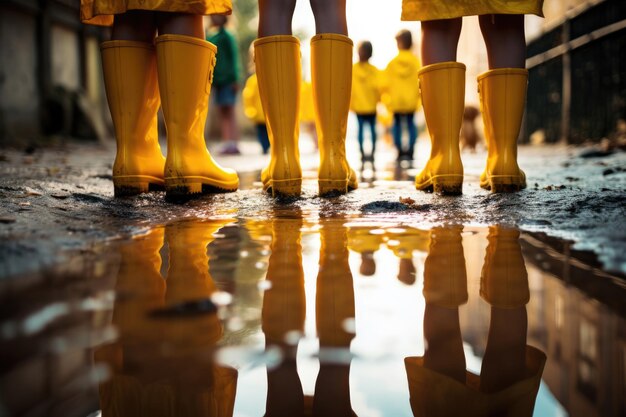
384,50,421,114
81,0,231,26
350,62,381,115
242,73,265,124
402,0,543,21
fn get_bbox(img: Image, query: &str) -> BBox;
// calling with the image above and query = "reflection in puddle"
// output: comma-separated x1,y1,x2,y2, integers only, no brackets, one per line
1,217,625,416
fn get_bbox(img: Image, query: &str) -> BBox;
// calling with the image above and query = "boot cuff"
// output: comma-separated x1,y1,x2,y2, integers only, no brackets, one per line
100,40,155,51
311,33,353,46
155,34,216,54
477,68,528,81
254,35,300,47
418,61,466,76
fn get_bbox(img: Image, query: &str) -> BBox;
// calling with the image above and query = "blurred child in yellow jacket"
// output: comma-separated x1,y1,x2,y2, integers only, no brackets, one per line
385,30,421,161
81,0,239,199
351,41,381,163
403,0,544,194
243,45,270,154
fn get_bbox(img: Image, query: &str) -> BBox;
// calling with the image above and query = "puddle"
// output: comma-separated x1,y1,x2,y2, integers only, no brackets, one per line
1,214,625,417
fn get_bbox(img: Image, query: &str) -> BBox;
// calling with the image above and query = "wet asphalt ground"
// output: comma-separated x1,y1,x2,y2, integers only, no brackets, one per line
0,136,625,278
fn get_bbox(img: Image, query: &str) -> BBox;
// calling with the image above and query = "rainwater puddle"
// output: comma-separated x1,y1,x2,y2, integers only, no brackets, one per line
1,214,625,417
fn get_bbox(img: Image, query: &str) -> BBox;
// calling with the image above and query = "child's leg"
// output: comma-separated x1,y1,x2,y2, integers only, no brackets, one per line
415,19,465,194
421,18,462,65
259,0,297,36
156,13,204,37
479,14,525,69
154,13,239,198
309,0,357,195
309,0,347,35
393,113,403,155
105,11,163,196
218,101,241,154
257,124,271,154
368,114,376,155
357,115,366,159
368,114,377,155
477,14,528,192
423,304,466,383
480,306,527,392
111,10,156,41
407,112,417,157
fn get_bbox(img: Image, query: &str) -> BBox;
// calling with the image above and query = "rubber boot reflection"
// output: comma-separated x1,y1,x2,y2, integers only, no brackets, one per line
404,226,546,417
314,219,356,417
262,217,356,417
95,221,238,417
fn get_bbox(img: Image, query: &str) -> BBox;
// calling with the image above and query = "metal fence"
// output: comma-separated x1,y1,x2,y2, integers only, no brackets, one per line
525,0,626,144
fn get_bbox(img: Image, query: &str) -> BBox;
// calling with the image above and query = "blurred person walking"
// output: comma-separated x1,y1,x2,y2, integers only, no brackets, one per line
81,0,239,198
351,40,381,164
254,0,358,197
384,29,422,161
404,1,543,194
207,15,243,155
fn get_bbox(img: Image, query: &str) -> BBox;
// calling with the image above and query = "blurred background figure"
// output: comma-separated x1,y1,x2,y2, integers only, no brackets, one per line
242,44,270,154
460,105,481,152
351,40,381,164
384,29,421,161
207,14,242,155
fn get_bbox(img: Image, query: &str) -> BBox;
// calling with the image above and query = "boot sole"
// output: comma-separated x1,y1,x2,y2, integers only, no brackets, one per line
318,179,358,197
416,175,463,196
113,176,165,197
267,178,302,198
481,176,526,193
165,176,238,200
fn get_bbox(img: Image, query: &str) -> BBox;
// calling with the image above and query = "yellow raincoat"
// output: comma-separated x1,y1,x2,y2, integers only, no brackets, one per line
350,62,381,115
402,0,544,21
242,73,265,124
81,0,231,26
384,50,421,114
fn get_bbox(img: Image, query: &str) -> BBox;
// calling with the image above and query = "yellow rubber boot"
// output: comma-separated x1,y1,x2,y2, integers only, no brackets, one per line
480,226,529,308
262,217,305,345
423,226,468,308
317,219,355,348
478,69,528,192
414,62,465,195
311,34,358,196
101,41,165,196
254,36,303,197
155,35,239,198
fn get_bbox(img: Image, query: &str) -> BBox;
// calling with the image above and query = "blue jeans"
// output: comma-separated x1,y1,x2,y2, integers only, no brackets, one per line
256,123,270,154
356,113,377,157
393,112,417,154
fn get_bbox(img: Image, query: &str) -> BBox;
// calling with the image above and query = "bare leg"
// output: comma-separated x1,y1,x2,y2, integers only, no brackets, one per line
423,304,466,383
157,12,204,38
310,0,347,35
421,18,462,65
479,14,526,69
111,10,157,42
480,306,527,392
258,0,297,36
219,104,240,150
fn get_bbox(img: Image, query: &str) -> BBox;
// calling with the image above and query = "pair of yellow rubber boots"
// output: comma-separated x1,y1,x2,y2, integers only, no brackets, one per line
254,34,358,197
415,62,528,194
101,35,239,198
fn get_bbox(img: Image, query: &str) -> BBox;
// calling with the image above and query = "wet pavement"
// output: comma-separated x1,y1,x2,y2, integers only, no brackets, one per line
0,136,625,416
